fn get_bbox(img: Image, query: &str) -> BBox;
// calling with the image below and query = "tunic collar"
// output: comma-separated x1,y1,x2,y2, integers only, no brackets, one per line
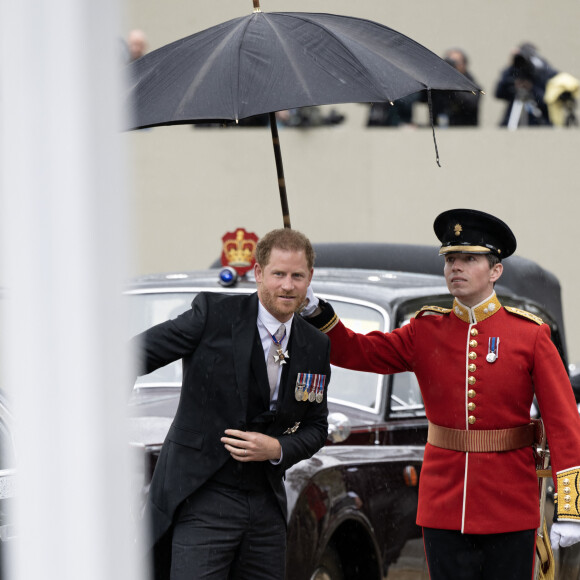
452,292,502,324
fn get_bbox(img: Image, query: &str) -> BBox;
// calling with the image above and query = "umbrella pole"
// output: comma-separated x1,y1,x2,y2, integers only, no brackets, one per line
268,112,291,229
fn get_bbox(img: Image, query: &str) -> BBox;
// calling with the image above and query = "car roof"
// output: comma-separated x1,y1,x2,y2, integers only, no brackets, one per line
127,266,451,320
136,240,564,324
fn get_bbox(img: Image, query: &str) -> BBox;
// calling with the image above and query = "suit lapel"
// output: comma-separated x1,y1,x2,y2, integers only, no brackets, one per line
251,331,271,408
232,293,260,409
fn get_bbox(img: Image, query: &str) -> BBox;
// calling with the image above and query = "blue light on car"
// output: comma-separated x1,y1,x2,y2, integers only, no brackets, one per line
218,267,238,287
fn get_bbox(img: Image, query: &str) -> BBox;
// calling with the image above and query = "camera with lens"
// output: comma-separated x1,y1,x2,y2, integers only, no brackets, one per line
512,50,537,82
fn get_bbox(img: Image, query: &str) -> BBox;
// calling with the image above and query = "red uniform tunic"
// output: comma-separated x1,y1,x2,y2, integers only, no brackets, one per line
323,293,580,533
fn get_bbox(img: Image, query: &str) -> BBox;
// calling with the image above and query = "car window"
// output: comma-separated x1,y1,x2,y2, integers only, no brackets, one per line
390,318,425,413
391,371,424,411
325,298,386,412
127,291,388,413
128,292,194,387
0,418,14,471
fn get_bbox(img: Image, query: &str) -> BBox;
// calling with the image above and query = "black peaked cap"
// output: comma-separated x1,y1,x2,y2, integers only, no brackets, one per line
433,209,517,259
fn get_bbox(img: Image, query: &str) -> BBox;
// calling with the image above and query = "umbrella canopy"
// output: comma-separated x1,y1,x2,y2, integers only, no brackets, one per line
126,4,482,227
127,10,479,128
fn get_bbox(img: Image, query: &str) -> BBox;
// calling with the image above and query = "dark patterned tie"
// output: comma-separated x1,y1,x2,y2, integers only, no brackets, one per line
267,324,286,400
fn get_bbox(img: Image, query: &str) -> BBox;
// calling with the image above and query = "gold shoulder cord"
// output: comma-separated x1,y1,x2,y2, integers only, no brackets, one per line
415,305,452,318
504,306,544,325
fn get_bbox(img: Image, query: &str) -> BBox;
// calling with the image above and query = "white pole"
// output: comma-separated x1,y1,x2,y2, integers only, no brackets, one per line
0,0,144,579
507,98,524,130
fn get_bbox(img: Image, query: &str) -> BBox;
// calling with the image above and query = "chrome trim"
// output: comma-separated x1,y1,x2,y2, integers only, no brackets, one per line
124,286,251,296
317,293,391,321
391,403,425,412
328,395,382,415
133,381,181,389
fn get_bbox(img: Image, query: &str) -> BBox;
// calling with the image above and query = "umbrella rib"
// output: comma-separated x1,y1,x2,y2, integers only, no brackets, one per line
233,15,261,121
174,22,248,120
277,12,424,101
260,14,315,104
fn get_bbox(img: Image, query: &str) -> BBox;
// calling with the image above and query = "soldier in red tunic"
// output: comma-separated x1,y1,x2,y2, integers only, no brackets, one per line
303,209,580,579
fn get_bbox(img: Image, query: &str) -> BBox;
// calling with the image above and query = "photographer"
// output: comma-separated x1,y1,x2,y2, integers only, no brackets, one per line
432,48,481,127
494,42,558,127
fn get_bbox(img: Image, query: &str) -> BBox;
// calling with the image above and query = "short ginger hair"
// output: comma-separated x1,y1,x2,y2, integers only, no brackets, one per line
255,229,315,270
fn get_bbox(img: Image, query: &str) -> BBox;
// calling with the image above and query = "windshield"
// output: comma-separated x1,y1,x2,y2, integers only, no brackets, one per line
127,291,388,412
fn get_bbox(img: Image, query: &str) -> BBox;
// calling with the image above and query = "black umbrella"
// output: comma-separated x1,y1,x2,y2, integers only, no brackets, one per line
127,0,481,227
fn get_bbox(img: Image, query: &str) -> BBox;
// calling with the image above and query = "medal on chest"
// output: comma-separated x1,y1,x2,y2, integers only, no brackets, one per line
269,327,289,366
295,373,326,403
487,336,500,363
274,347,289,365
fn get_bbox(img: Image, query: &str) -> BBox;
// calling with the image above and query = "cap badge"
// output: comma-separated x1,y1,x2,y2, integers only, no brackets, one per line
454,223,462,237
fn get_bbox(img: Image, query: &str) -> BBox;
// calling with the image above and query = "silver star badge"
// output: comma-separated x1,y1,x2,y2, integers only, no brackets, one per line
274,349,289,365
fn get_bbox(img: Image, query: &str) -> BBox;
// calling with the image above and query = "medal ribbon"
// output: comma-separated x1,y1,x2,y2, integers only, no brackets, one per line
487,336,500,361
270,328,286,347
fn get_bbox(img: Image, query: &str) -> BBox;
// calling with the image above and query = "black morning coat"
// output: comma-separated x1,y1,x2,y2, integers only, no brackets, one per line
131,292,331,578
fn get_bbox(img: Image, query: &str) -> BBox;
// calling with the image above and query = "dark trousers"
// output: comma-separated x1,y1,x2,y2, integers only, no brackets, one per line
170,482,286,580
423,527,536,580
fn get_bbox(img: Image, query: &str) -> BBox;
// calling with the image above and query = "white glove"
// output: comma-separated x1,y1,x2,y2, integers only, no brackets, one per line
299,285,320,317
550,521,580,550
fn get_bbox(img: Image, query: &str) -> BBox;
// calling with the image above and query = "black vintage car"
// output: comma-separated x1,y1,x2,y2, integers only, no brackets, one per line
126,242,571,580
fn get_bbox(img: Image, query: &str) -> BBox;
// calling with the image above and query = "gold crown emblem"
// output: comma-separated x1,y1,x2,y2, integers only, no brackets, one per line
224,229,256,266
222,229,257,267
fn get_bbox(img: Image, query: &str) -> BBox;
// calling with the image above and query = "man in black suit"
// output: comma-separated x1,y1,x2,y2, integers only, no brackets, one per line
132,228,331,580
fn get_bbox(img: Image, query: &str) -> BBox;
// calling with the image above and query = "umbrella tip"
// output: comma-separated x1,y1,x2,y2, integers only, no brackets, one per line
252,0,261,12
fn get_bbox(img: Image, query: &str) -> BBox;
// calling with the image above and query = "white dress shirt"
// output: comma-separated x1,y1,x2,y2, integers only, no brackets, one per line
257,302,293,408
